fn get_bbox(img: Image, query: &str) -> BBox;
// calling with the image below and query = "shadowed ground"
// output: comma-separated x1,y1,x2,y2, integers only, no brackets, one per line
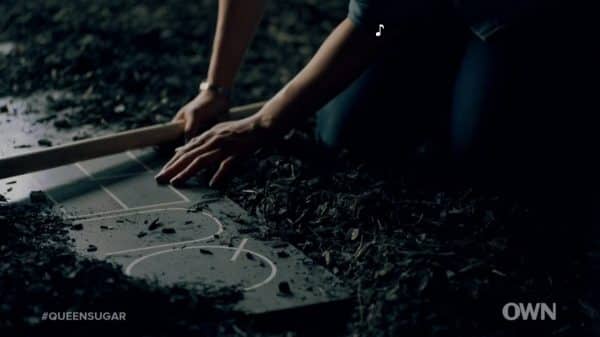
0,1,598,336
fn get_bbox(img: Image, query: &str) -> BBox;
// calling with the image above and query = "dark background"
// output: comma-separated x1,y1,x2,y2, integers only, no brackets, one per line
0,1,598,336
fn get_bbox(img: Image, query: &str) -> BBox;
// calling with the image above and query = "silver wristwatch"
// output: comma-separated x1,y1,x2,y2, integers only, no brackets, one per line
199,81,231,98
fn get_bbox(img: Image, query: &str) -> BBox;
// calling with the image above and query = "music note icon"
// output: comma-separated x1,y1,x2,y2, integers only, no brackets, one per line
376,24,384,37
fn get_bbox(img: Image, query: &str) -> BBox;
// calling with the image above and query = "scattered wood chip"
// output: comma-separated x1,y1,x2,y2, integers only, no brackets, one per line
277,281,293,296
161,227,176,234
113,104,126,113
148,218,162,230
277,251,290,258
70,223,83,230
271,242,288,249
238,227,259,234
29,191,47,203
199,249,213,255
37,139,52,147
53,119,71,128
322,250,331,265
350,228,360,241
491,269,506,277
72,133,91,141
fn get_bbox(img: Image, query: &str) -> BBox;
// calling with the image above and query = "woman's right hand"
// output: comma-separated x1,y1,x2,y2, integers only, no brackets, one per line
173,90,230,142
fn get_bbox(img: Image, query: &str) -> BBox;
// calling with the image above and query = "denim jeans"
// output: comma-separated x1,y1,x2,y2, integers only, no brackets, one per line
315,8,598,294
315,10,596,186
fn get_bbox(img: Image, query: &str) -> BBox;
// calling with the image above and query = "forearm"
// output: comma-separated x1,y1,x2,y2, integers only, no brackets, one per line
256,18,380,132
207,0,266,88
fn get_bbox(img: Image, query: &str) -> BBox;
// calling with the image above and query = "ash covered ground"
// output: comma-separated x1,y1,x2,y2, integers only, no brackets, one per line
0,1,597,336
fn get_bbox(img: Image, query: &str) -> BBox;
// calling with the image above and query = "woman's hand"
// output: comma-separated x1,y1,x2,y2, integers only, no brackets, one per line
173,90,230,141
155,113,271,187
158,17,376,187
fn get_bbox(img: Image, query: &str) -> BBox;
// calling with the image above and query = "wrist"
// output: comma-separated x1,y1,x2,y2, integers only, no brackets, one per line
251,100,288,136
199,80,232,99
198,89,230,110
194,90,231,122
248,113,277,143
199,87,229,101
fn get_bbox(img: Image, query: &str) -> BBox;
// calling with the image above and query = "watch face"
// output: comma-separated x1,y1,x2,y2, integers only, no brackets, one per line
199,81,231,97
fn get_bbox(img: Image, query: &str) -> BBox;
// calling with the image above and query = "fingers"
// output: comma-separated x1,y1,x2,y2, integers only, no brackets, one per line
183,110,197,143
155,126,235,186
156,113,256,187
170,149,224,186
209,156,236,187
156,146,196,183
156,132,215,182
173,129,214,154
172,108,184,122
156,151,185,181
173,109,201,142
171,108,195,145
155,149,201,184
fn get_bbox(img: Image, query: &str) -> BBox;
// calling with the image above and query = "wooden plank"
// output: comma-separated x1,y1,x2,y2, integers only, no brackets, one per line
0,101,266,179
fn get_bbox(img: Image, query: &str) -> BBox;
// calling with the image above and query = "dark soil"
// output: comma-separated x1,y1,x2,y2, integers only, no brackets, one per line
0,0,341,129
0,1,597,336
0,202,243,337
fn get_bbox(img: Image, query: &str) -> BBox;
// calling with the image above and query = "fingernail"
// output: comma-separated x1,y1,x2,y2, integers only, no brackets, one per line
155,174,166,184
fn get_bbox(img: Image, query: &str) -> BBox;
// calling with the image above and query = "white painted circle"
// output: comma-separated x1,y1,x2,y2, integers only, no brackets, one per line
125,245,277,291
75,208,224,257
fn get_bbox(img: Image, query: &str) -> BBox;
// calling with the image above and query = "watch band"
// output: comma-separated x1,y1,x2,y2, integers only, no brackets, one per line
199,81,231,98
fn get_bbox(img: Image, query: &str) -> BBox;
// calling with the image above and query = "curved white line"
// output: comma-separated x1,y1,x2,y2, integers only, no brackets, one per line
73,208,224,257
78,207,187,222
65,200,189,220
124,245,277,291
78,207,188,222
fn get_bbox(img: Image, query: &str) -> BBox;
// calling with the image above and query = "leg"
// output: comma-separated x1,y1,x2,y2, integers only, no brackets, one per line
450,9,598,283
450,17,597,188
449,36,509,167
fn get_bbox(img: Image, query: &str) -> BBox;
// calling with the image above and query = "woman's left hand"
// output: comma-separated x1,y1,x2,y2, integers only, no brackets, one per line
155,114,270,187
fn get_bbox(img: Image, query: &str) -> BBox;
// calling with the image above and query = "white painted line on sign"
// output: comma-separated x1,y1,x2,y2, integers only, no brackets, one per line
126,151,153,171
124,245,278,291
230,238,249,262
75,163,129,210
66,199,188,220
83,209,225,257
127,151,190,203
91,172,142,181
167,185,190,203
